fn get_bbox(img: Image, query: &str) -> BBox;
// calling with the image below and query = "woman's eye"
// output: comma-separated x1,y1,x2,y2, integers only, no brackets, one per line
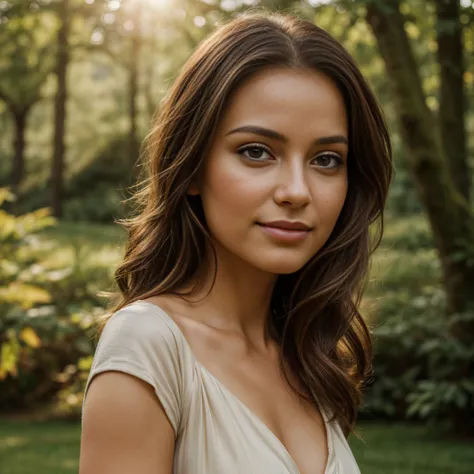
237,144,272,161
237,146,343,168
313,153,343,169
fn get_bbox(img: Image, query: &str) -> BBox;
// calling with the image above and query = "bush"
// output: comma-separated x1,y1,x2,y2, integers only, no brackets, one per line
362,286,474,434
380,215,434,252
0,189,107,414
0,304,98,412
63,135,135,222
368,247,440,296
385,158,423,216
63,187,124,222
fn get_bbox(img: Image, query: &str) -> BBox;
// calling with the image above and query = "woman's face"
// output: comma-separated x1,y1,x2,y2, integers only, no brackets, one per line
189,67,349,275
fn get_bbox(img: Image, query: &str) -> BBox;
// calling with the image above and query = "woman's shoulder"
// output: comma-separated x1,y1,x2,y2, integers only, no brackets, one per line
102,298,184,346
95,298,199,379
90,298,196,382
84,298,196,434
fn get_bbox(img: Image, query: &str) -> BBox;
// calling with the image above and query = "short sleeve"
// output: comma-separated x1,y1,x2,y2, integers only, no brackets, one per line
82,302,191,436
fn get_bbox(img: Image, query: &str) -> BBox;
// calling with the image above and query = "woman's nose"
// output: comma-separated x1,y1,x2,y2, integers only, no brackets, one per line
273,161,312,208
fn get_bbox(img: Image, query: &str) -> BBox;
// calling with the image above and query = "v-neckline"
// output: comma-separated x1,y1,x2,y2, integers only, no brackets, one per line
136,300,333,474
196,359,333,474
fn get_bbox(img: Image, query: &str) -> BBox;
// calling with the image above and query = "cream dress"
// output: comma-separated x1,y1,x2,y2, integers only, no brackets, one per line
82,300,362,474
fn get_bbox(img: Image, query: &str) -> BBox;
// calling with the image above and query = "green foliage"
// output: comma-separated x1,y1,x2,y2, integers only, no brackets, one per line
0,188,107,412
362,283,474,433
379,215,434,252
385,165,423,216
362,287,443,417
362,215,474,433
63,187,125,223
0,186,55,390
0,188,56,315
405,308,474,428
450,236,474,268
0,302,97,412
0,2,56,108
63,135,133,222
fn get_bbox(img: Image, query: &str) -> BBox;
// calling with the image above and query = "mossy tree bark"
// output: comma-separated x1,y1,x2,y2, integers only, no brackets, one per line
11,109,27,199
365,0,474,323
51,0,71,219
434,0,470,201
128,30,140,170
0,97,32,201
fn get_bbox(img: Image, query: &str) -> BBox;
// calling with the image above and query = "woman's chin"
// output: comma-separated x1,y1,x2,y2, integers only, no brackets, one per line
255,258,310,275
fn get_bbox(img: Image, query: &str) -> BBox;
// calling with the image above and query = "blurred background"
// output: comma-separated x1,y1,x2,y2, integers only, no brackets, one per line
1,0,474,472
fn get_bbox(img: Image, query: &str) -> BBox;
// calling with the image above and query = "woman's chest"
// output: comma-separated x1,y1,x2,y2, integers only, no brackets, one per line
175,363,332,474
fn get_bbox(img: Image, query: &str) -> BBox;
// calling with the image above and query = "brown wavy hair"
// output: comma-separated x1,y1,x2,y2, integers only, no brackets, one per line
103,11,392,438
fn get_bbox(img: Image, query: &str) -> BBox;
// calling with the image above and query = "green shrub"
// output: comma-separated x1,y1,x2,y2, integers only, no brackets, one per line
380,215,434,252
0,188,56,381
368,248,440,296
385,157,423,216
362,286,474,434
0,189,107,413
0,303,98,412
63,187,125,222
63,135,134,222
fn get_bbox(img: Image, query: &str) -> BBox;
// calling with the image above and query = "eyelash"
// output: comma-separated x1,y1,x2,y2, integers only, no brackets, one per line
237,144,344,168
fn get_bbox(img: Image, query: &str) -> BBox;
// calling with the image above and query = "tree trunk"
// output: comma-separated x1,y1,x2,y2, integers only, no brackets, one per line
128,8,141,171
144,43,157,124
365,0,474,319
10,108,28,199
51,0,70,219
434,0,470,201
129,52,140,168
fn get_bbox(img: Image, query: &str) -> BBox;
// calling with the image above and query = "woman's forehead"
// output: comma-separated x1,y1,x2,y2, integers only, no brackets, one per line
216,68,348,139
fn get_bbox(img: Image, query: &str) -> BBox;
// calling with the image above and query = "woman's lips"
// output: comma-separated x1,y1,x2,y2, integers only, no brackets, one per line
257,223,311,242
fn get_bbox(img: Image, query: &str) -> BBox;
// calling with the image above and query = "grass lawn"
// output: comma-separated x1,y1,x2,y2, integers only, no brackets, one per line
0,419,80,474
352,423,474,473
0,420,473,474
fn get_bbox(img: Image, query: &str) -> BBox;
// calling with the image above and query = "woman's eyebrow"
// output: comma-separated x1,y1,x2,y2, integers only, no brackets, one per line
225,125,348,146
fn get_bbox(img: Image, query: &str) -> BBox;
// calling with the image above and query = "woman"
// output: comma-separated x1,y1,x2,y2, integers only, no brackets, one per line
80,10,392,474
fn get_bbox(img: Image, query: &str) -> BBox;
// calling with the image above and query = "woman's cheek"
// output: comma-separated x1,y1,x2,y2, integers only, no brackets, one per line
206,159,267,215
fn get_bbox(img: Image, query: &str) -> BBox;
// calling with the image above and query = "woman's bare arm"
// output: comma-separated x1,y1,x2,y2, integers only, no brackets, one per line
79,371,175,474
